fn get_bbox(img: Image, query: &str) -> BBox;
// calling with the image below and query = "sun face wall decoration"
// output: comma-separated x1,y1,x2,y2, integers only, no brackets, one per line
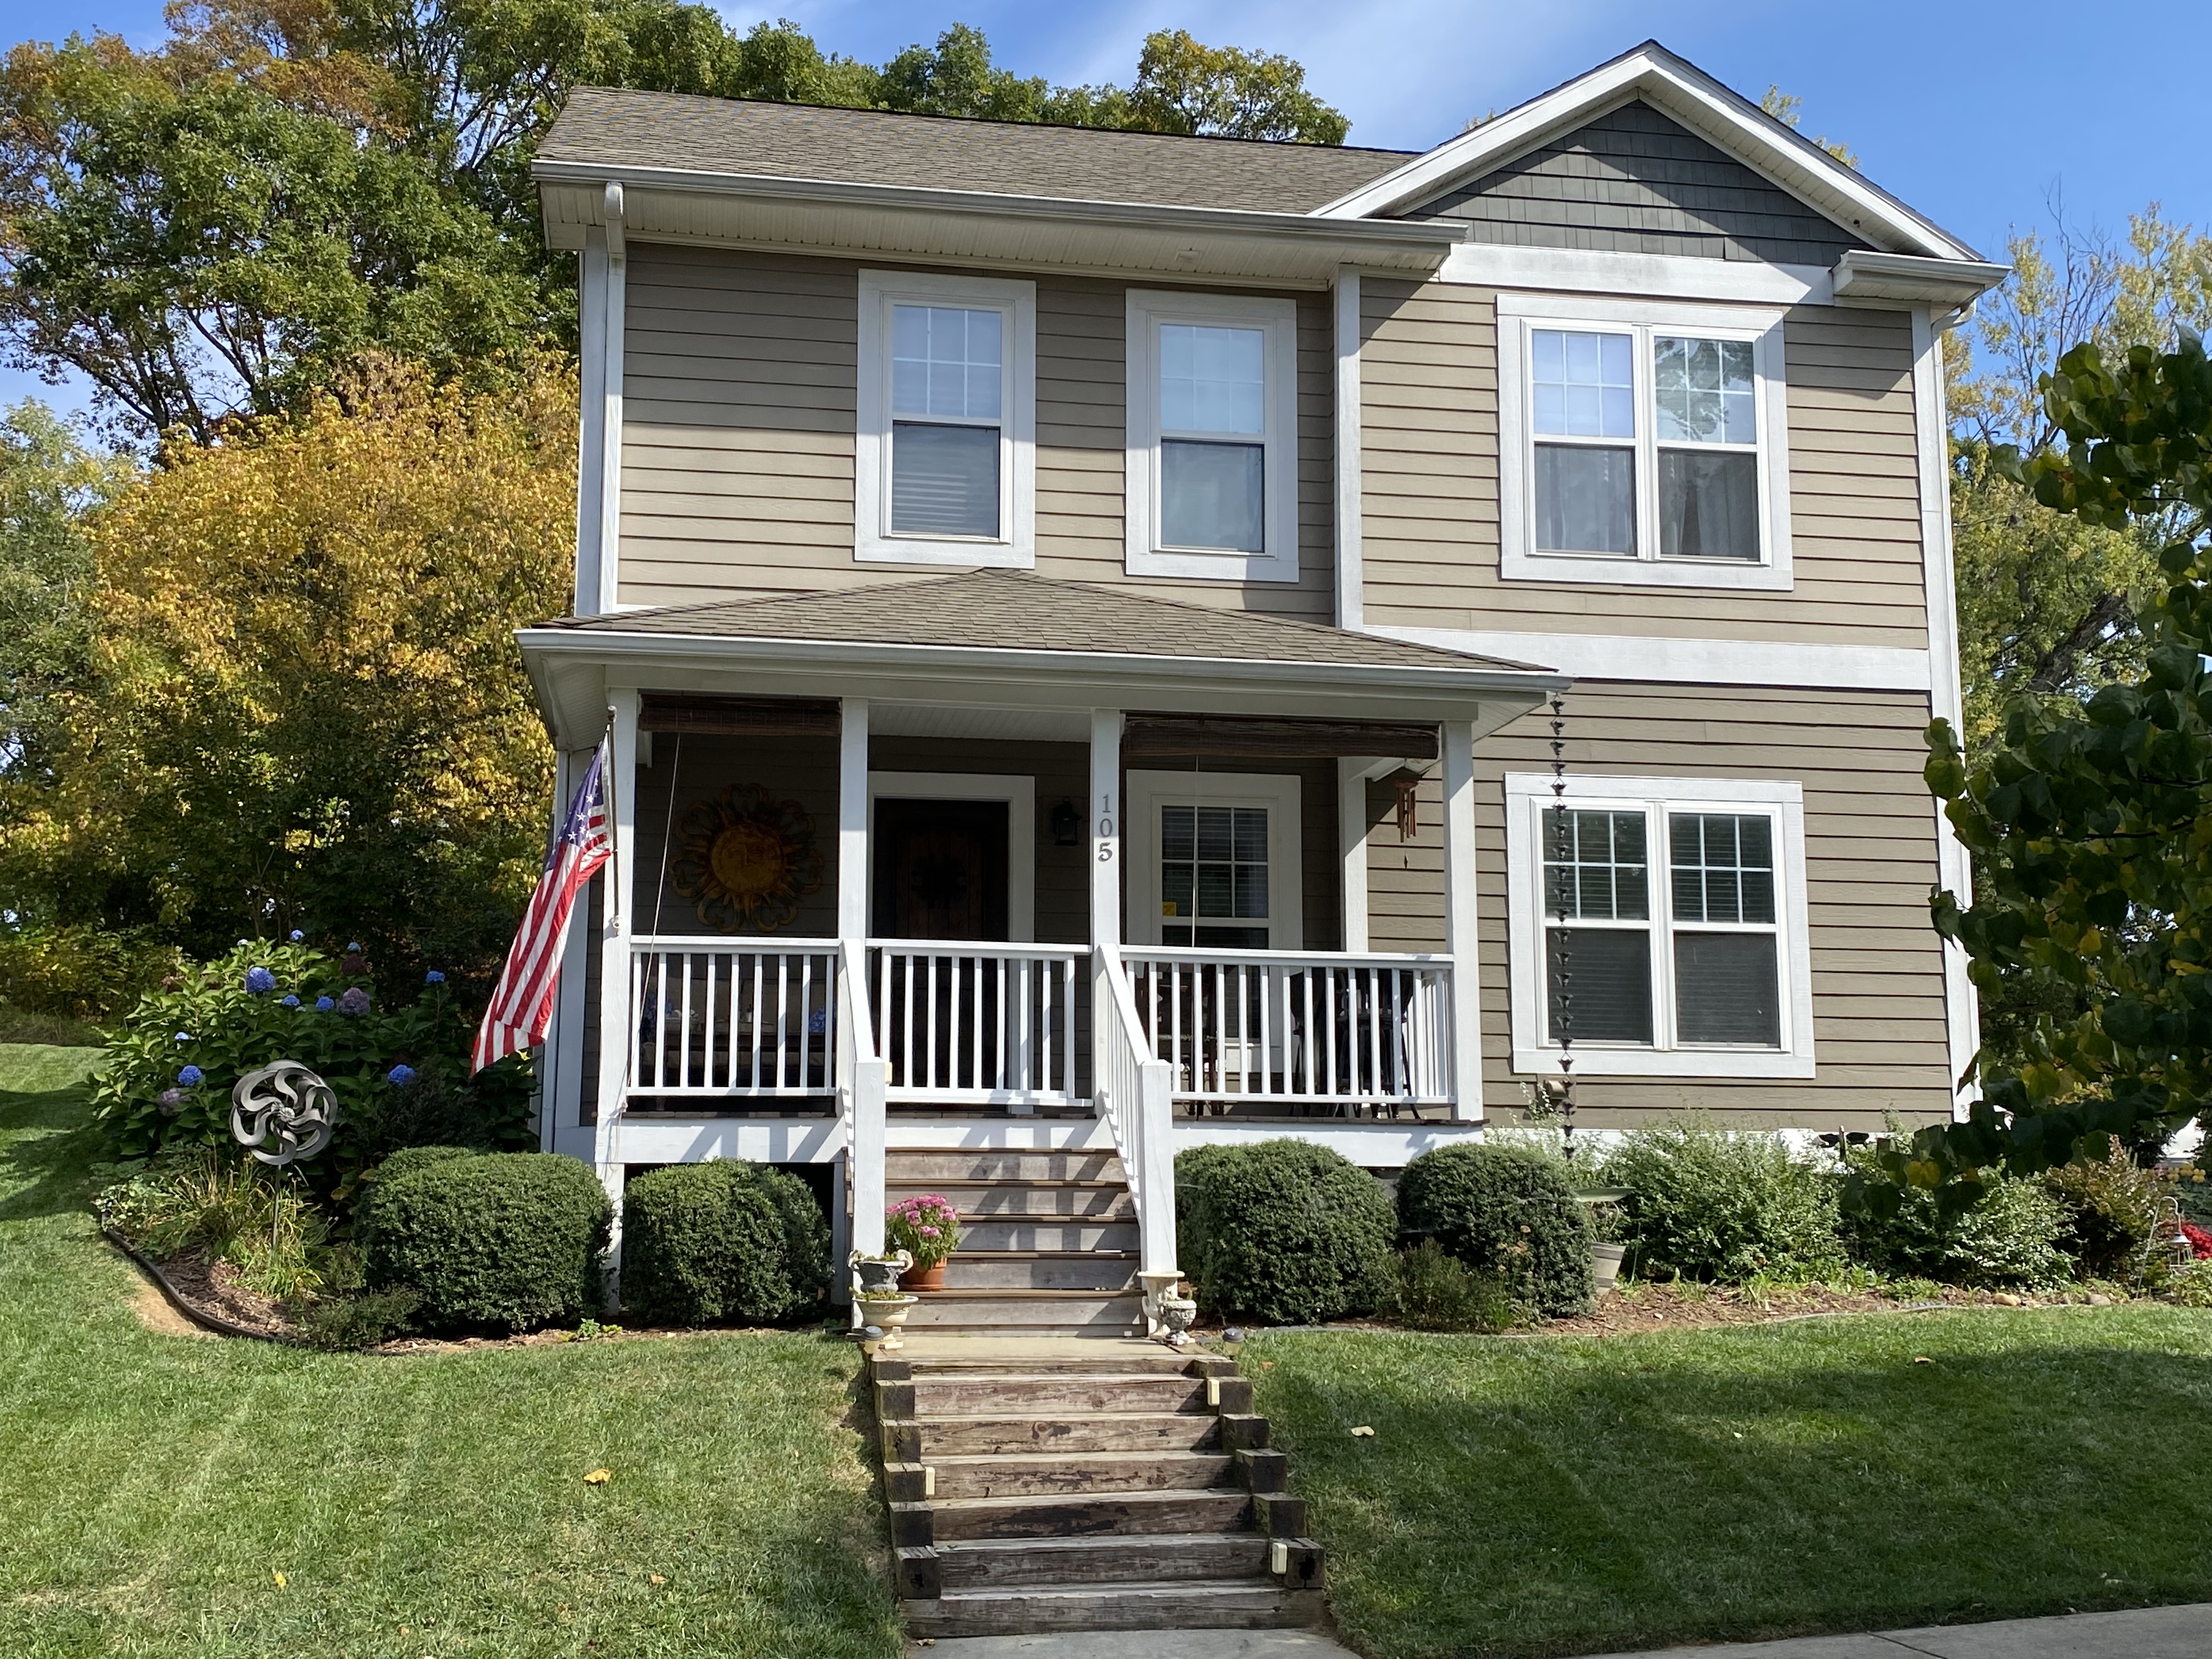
670,785,825,932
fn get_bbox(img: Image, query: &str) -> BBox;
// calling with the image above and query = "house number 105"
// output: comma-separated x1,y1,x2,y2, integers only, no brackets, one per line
1097,792,1115,860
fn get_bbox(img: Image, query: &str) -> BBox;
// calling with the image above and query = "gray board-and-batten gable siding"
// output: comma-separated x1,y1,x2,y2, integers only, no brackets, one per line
1403,99,1873,266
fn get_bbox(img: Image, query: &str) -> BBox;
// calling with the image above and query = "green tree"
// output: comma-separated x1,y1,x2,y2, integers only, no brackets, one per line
1891,334,2212,1201
1120,29,1347,143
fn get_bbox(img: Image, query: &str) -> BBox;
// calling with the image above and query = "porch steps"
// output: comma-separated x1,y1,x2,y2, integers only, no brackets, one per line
876,1340,1325,1638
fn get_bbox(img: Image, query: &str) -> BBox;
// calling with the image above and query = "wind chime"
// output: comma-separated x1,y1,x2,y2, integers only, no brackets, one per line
1547,692,1578,1163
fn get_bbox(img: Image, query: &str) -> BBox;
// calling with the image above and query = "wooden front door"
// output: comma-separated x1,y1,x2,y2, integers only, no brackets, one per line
872,798,1011,941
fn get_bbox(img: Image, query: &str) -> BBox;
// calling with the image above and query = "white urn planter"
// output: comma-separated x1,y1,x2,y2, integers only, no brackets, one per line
1590,1242,1628,1297
857,1293,919,1354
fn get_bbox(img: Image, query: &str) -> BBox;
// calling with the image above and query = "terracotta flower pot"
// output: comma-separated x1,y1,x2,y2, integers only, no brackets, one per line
902,1260,948,1293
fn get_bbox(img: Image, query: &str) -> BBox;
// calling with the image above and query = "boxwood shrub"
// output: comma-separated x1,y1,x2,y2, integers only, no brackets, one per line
1397,1141,1594,1315
620,1159,830,1325
363,1152,612,1332
1175,1139,1395,1324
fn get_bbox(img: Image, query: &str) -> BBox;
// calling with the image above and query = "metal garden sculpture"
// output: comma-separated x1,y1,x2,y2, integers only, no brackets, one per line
230,1061,338,1167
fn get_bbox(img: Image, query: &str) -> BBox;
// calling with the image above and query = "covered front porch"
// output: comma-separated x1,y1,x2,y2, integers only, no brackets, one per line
518,572,1563,1296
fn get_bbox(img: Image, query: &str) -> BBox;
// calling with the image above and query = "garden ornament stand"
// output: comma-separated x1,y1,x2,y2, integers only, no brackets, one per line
230,1061,337,1167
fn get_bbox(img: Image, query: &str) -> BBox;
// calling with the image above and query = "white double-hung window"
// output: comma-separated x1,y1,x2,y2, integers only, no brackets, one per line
856,269,1036,565
1125,289,1300,583
1504,774,1815,1078
1498,294,1791,590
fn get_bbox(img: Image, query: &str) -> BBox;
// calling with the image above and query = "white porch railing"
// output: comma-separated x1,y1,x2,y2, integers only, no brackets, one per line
628,938,837,1098
1123,946,1455,1117
838,936,888,1263
869,940,1088,1110
1096,943,1178,1280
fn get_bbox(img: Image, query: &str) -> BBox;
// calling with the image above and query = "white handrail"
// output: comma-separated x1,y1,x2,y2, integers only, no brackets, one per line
839,936,887,1264
628,937,838,1098
1096,942,1178,1284
868,939,1088,1108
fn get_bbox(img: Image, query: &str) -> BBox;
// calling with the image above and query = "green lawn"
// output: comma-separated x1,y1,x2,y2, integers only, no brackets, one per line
1250,1316,2212,1659
0,1046,902,1659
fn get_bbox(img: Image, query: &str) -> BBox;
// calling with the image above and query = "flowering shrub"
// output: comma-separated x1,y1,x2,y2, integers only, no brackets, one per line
886,1194,962,1268
92,939,532,1176
2181,1220,2212,1261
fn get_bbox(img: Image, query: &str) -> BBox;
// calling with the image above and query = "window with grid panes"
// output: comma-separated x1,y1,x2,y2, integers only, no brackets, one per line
890,304,1003,538
1160,804,1271,948
1542,807,1653,1043
1668,812,1781,1045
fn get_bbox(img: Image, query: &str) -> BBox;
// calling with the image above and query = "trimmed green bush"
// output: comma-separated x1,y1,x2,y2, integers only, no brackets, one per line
367,1144,473,1190
1602,1116,1843,1282
620,1160,830,1326
1397,1141,1594,1315
363,1152,612,1333
1382,1239,1530,1332
1838,1131,2070,1288
1175,1139,1395,1324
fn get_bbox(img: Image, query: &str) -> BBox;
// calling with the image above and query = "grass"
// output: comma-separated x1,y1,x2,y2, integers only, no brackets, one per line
0,1045,902,1659
0,1001,104,1047
1249,1316,2212,1659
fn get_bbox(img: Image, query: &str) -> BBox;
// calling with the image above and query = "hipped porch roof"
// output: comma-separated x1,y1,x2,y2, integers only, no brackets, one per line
521,570,1567,751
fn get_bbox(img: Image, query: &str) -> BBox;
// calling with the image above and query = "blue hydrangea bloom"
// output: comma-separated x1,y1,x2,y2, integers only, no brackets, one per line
346,941,363,953
425,970,446,984
387,1064,417,1086
338,986,371,1016
315,996,335,1012
245,966,276,994
289,929,305,942
173,1031,191,1043
280,995,301,1008
177,1065,204,1087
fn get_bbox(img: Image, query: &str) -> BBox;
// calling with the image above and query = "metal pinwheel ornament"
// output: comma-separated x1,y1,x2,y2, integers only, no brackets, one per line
230,1061,338,1167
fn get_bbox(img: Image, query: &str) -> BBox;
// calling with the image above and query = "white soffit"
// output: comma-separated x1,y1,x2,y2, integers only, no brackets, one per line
1313,41,1984,267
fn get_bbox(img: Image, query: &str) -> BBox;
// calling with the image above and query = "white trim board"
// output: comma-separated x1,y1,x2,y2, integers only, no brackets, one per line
1171,1119,1481,1169
1373,627,1933,692
1443,244,1832,306
866,770,1038,941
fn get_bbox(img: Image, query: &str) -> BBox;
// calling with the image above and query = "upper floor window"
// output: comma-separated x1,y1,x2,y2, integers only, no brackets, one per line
856,270,1035,566
1126,290,1300,584
1499,294,1792,591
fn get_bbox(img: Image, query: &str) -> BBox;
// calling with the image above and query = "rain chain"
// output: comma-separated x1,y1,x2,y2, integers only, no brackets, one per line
1547,692,1578,1164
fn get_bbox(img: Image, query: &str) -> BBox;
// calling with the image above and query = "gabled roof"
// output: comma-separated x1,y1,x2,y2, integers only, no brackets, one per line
543,569,1549,675
1315,40,1985,265
539,89,1413,216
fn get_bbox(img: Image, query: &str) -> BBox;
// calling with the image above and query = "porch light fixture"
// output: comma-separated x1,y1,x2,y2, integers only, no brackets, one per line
1049,798,1081,847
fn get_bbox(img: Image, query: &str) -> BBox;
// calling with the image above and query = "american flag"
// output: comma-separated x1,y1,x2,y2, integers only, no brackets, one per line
473,745,613,1073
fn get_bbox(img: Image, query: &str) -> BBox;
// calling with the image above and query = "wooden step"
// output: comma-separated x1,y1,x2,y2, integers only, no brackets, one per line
902,1291,1144,1333
931,1531,1271,1589
895,1183,1134,1220
957,1218,1137,1252
912,1411,1221,1456
912,1487,1254,1541
884,1150,1125,1184
913,1372,1210,1415
899,1348,1224,1378
902,1580,1319,1637
941,1251,1137,1291
928,1449,1234,1498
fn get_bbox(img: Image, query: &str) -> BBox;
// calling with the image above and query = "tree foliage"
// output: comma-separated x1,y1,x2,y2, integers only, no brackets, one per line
1889,334,2212,1203
0,357,573,977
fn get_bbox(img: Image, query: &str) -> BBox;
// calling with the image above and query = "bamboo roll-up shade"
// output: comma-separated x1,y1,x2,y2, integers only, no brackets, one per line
637,693,842,737
1121,713,1440,760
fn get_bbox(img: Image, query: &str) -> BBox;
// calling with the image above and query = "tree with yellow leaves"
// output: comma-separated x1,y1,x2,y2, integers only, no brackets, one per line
0,358,574,985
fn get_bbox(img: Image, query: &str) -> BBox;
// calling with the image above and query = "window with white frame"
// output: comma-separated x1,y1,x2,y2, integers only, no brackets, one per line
1126,771,1304,949
856,269,1036,566
1504,774,1814,1079
1125,290,1300,583
1498,294,1791,591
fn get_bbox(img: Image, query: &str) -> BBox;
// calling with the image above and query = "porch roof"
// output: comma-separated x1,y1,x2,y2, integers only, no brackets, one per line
543,569,1549,674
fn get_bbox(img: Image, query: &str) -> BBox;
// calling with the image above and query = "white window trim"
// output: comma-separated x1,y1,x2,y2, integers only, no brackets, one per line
866,771,1037,943
1504,773,1815,1080
1125,770,1304,949
1125,289,1301,584
1497,292,1793,591
856,269,1036,568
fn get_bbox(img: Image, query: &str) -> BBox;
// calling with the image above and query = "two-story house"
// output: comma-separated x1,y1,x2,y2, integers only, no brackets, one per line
520,40,2007,1336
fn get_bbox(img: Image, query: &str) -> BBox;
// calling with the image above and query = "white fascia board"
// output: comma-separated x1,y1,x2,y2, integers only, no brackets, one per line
1833,249,2011,308
612,1116,847,1165
1313,43,1980,265
1373,627,1932,693
1442,244,1832,306
1170,1118,1482,1167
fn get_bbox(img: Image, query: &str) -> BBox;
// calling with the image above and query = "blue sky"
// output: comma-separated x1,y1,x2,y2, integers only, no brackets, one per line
8,0,2210,423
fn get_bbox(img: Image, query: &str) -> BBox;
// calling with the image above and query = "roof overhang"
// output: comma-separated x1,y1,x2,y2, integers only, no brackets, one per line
1313,41,1985,266
535,161,1467,287
517,626,1566,752
1831,249,2010,310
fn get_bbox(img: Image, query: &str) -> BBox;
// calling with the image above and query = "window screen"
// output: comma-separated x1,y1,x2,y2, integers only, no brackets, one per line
890,303,1002,538
1159,324,1266,552
1161,803,1269,949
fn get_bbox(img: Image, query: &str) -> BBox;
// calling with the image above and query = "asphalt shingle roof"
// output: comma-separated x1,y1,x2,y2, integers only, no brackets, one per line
550,570,1551,675
538,88,1415,215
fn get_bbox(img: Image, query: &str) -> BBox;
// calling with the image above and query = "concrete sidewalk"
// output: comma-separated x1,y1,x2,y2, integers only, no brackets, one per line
909,1602,2212,1658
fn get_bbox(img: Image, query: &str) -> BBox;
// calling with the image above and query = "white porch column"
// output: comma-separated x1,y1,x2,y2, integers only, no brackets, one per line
1089,709,1123,1104
590,690,640,1294
837,698,870,939
1338,757,1372,953
1439,719,1483,1121
836,700,886,1277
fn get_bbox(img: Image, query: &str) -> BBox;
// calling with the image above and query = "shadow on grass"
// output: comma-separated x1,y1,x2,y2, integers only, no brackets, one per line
1255,1322,2212,1659
0,1059,109,1224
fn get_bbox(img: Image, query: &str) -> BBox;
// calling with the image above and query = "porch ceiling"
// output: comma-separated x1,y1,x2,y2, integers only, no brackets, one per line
518,571,1567,750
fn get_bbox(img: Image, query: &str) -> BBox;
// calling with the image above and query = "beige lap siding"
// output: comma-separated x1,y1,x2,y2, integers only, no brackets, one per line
1365,682,1954,1128
617,243,1334,618
1356,278,1930,649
